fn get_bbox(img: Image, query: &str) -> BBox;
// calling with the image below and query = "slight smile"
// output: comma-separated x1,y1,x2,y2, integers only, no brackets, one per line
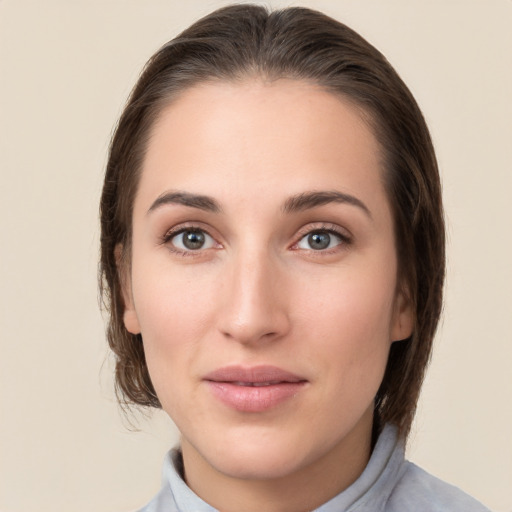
203,365,308,413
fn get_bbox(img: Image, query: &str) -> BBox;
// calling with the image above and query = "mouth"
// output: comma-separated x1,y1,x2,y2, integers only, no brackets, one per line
229,381,287,387
203,365,308,412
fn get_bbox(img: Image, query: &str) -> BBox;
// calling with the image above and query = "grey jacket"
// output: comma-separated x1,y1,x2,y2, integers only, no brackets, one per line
137,425,491,512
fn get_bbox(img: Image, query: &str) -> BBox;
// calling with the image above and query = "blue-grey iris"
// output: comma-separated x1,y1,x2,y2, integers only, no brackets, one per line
308,232,331,250
183,230,205,250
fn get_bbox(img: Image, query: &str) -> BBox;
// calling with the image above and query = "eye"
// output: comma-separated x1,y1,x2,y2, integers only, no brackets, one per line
169,228,216,251
296,230,345,251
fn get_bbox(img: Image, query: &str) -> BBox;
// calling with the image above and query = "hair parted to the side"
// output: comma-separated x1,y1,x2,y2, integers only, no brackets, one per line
100,4,445,439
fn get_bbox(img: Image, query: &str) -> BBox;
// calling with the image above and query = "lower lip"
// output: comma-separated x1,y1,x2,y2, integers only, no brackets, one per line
205,381,306,412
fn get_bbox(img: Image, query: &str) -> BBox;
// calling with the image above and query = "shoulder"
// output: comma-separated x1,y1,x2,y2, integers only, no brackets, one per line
135,483,179,512
385,461,491,512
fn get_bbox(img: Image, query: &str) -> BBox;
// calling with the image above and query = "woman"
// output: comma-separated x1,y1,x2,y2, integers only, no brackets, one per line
100,5,490,511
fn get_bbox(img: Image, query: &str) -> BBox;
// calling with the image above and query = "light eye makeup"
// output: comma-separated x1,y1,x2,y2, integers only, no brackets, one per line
297,230,343,251
159,221,352,258
292,223,352,254
160,223,222,257
171,228,216,251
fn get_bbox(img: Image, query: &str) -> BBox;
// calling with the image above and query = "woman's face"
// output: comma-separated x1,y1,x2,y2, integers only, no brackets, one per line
122,80,412,487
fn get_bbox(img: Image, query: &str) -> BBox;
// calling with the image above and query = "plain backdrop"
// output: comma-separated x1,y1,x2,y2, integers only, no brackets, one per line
0,1,511,511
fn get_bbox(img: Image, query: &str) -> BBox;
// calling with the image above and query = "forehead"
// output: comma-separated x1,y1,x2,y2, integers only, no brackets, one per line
147,78,378,159
137,79,387,214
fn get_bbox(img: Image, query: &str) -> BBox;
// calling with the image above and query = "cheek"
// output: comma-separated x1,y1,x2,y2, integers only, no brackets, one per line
130,264,219,397
295,267,396,379
132,259,218,334
298,262,396,333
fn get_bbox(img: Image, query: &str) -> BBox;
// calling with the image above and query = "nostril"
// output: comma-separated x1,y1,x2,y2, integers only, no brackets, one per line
219,315,289,345
216,258,290,344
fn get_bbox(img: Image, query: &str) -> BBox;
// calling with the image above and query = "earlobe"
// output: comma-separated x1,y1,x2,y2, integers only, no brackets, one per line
123,309,141,335
391,289,414,342
115,244,141,335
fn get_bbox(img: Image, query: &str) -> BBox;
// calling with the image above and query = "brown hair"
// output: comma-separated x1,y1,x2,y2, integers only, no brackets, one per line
100,4,445,439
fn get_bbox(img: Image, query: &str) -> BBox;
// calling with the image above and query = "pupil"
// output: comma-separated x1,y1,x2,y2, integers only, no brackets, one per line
183,230,205,250
308,232,330,250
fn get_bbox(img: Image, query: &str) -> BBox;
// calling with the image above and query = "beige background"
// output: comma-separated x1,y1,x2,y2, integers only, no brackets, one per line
0,1,511,511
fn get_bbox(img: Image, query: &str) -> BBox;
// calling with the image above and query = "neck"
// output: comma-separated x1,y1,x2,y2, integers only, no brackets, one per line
181,409,374,512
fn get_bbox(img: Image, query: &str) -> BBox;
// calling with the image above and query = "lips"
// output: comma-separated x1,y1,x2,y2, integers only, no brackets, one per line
203,365,307,412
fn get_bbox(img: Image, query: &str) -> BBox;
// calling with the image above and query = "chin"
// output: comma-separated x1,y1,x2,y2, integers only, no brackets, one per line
198,427,323,481
213,446,308,480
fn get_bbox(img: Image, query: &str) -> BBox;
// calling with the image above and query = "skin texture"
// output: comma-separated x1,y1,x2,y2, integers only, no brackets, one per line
121,80,413,512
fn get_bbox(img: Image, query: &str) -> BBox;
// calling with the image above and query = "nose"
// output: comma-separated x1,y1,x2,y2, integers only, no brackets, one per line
217,248,290,345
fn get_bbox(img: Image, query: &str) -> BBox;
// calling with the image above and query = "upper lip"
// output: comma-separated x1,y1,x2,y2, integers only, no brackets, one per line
203,365,307,384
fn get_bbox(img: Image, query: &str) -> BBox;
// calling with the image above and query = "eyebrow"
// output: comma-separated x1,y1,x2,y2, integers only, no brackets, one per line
147,191,222,215
147,189,371,218
282,191,372,218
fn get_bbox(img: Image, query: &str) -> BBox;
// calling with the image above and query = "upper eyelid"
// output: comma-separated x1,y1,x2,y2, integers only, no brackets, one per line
168,227,214,240
162,222,217,241
294,222,352,240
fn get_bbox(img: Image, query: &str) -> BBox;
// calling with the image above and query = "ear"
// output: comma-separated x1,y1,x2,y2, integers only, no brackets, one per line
391,286,414,342
115,244,141,335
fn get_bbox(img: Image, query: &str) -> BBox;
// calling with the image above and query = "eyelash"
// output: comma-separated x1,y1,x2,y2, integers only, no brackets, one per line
160,222,352,257
160,224,220,258
292,223,352,253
